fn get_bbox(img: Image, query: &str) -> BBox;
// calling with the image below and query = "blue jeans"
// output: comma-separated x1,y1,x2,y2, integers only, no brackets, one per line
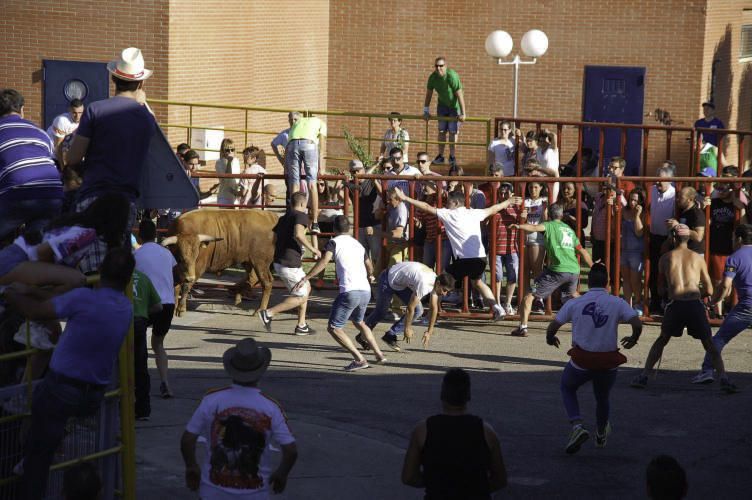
560,362,617,433
0,198,62,241
701,304,752,372
365,271,423,335
23,372,105,500
329,290,371,328
422,239,452,273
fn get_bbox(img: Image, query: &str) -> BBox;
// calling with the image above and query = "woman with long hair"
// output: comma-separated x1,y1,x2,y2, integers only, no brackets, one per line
214,138,241,207
620,187,647,315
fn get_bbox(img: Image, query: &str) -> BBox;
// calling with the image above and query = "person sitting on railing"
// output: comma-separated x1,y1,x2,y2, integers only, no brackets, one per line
522,180,548,314
239,146,266,207
487,121,516,177
380,112,411,163
271,111,301,167
215,138,242,208
620,187,647,316
285,114,327,234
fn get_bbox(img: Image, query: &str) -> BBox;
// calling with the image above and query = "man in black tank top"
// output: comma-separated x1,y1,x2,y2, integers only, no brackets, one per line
402,369,507,499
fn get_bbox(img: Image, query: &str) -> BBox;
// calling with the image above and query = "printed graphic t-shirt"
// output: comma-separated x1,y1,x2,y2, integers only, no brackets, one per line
186,385,295,499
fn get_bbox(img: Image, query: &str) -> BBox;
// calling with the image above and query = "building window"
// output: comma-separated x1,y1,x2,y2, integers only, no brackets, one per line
742,10,752,60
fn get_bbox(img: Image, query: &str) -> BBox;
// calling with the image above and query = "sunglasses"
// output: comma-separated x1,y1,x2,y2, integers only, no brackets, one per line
224,148,235,153
391,156,403,161
417,159,429,164
435,64,445,68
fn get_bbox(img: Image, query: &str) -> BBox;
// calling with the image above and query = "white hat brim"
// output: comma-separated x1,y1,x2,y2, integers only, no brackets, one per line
107,61,153,81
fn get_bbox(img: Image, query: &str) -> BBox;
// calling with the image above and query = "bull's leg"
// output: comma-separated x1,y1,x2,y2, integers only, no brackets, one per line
176,282,192,317
234,267,259,306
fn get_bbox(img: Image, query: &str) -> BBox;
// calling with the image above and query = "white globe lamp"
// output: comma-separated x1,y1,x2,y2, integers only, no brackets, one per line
521,29,548,58
485,30,513,59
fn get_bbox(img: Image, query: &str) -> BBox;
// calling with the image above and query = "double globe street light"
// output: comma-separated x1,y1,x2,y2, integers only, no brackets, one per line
485,29,549,118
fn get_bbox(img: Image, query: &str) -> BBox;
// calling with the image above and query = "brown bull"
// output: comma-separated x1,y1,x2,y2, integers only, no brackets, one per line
162,208,278,316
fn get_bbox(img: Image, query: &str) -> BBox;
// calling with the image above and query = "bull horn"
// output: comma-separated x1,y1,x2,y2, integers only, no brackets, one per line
161,236,178,246
198,234,224,243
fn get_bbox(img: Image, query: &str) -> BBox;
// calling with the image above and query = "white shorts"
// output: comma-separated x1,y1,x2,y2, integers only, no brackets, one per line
273,263,310,297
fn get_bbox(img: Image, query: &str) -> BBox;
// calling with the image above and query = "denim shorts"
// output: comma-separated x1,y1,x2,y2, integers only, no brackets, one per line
285,139,319,185
495,254,519,284
437,105,460,134
329,289,371,328
620,250,644,273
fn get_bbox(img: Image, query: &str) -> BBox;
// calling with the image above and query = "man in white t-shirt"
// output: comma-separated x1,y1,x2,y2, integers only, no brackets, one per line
293,216,386,371
270,111,301,167
487,120,516,177
396,188,522,321
181,338,298,499
545,263,641,454
363,262,455,351
135,219,178,398
46,99,84,149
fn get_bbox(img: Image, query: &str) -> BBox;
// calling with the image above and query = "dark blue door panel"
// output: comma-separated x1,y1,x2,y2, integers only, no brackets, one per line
43,60,109,129
582,66,645,176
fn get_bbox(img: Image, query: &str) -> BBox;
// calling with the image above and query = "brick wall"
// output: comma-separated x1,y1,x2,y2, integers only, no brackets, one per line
0,0,169,124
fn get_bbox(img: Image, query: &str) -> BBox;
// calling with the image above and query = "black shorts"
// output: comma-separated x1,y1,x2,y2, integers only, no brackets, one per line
447,258,487,281
149,304,175,337
661,299,710,340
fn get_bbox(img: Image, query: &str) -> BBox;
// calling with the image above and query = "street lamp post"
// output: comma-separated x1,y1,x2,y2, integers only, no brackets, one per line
485,29,549,118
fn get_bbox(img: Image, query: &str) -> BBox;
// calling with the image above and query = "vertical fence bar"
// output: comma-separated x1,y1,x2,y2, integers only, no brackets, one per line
187,105,193,145
619,127,627,158
643,184,653,318
367,116,372,157
613,178,622,299
738,133,745,167
408,179,416,262
666,129,673,160
598,128,606,176
244,109,249,148
642,129,650,177
119,280,136,500
605,189,613,294
517,181,527,311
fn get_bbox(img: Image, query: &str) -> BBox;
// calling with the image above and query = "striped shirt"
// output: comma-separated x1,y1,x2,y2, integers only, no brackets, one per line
0,114,63,200
494,206,520,255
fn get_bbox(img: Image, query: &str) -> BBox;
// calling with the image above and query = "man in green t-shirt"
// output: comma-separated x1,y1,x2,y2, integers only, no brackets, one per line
133,269,162,420
423,56,466,167
510,203,593,337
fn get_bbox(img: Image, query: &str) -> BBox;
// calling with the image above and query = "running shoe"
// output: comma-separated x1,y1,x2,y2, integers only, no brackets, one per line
531,298,545,315
633,303,644,317
720,378,740,394
691,370,714,384
258,310,272,332
294,324,316,336
355,332,371,351
565,425,590,454
381,333,401,352
433,154,445,164
503,303,517,316
510,327,528,337
344,360,370,372
595,422,611,448
492,304,505,321
374,356,388,365
310,223,322,234
630,374,648,389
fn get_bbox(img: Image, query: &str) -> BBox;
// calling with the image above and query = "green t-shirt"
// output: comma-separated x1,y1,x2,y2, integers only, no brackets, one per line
427,69,463,111
543,220,581,274
289,117,327,143
133,270,161,319
699,143,718,175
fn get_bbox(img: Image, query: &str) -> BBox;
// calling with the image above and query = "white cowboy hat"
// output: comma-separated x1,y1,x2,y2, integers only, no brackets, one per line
222,338,271,383
107,47,153,81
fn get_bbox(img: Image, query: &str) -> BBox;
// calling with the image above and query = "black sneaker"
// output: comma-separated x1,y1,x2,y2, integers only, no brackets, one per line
294,324,316,336
531,298,545,315
720,378,740,394
258,310,272,332
310,223,321,234
433,154,445,164
355,332,371,351
381,333,401,352
630,374,648,389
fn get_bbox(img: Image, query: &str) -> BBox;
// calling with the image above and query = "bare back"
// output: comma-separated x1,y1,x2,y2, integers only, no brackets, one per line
659,246,711,300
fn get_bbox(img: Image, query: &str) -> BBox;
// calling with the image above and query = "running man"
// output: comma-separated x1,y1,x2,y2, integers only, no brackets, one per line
395,187,522,321
362,261,455,351
631,224,738,393
293,216,386,371
545,263,642,454
692,224,752,384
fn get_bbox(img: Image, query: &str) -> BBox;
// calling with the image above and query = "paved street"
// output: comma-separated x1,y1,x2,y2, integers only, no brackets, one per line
136,285,752,499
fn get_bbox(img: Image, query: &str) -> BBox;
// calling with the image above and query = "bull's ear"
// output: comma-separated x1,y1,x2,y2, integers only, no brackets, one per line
161,236,178,247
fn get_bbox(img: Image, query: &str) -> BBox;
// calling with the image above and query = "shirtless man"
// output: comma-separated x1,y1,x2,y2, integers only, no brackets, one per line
630,224,738,393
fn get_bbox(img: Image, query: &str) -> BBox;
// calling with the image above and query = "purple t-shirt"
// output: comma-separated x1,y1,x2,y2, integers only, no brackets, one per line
51,287,132,385
76,96,157,200
724,246,752,307
0,114,63,201
694,117,725,147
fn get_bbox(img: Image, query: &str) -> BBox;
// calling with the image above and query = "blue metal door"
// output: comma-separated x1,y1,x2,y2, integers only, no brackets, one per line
43,60,109,129
582,66,645,176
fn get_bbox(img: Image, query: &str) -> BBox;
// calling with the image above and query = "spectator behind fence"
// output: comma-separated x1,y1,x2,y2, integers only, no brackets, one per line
181,338,298,498
558,181,589,243
240,146,266,207
668,187,705,255
648,166,676,314
346,160,382,271
402,368,507,498
62,461,102,500
478,163,505,205
534,129,560,201
606,156,636,205
620,188,647,316
590,182,617,263
175,142,190,159
522,180,548,314
270,111,301,166
64,48,157,273
385,187,409,267
182,149,218,200
487,121,516,176
646,455,688,500
424,56,466,166
46,98,84,150
694,101,724,148
0,89,63,243
418,181,452,273
215,138,242,207
3,248,134,500
493,182,521,315
380,112,410,162
386,146,420,195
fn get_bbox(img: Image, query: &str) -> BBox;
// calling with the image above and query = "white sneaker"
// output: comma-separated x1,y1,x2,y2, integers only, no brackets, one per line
503,304,516,315
492,304,505,321
691,370,715,384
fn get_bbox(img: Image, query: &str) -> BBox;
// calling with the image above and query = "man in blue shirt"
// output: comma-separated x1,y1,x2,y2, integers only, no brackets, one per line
694,101,725,148
0,89,63,242
693,224,752,384
3,247,134,500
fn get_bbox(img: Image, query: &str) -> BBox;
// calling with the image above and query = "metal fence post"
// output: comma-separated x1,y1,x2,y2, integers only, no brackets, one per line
119,279,136,500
